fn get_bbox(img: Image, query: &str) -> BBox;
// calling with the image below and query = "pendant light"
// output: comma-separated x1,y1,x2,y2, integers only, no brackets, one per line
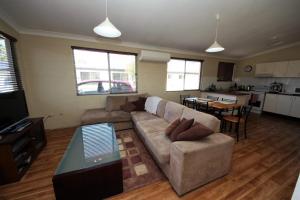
206,14,225,53
93,0,121,38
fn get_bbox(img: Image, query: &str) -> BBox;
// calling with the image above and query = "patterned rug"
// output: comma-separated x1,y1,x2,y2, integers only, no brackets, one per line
116,129,166,192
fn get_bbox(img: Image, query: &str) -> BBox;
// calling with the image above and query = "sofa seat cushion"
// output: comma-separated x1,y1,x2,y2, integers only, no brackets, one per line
81,108,131,125
146,133,172,164
136,118,170,136
131,111,159,124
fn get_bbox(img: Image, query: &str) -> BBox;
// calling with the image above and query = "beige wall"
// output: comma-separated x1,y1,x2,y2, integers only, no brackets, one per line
18,34,235,129
236,44,300,78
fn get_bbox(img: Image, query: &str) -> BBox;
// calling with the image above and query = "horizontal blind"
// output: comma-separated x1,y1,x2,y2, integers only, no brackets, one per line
0,35,21,93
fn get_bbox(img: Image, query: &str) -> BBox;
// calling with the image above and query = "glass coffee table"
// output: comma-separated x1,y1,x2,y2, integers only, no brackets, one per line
52,123,123,200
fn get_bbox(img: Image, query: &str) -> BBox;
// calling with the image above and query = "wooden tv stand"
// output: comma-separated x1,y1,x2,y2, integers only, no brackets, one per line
0,118,46,185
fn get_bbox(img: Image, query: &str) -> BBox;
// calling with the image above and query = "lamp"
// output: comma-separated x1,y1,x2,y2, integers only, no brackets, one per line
206,14,225,53
93,0,121,38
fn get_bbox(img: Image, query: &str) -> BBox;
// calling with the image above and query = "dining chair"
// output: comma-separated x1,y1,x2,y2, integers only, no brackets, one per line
180,94,191,105
222,105,253,142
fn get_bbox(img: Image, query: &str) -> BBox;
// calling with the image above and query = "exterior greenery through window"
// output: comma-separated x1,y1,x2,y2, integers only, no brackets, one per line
72,47,137,95
166,58,202,91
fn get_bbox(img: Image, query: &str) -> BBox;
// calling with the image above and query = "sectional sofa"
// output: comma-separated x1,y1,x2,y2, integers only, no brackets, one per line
81,94,234,195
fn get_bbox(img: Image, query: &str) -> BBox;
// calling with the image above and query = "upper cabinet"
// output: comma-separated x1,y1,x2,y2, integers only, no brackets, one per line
255,60,300,77
255,63,274,77
286,60,300,77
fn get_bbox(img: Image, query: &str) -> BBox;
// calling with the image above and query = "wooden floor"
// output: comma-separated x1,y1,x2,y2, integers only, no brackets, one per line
0,113,299,200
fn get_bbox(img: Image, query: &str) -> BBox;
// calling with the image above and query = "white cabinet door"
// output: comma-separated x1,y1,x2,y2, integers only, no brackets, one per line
276,95,293,115
290,96,300,118
273,61,288,77
286,60,300,77
255,63,274,77
263,94,277,113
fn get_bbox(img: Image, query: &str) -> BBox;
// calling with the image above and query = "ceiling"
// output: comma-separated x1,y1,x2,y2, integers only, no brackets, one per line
0,0,300,58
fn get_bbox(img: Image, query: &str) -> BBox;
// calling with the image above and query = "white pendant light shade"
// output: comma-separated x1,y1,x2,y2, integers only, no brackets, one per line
206,41,225,52
206,14,225,53
93,17,121,38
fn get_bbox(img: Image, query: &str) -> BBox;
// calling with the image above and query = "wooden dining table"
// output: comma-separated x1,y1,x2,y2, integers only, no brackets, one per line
208,101,242,118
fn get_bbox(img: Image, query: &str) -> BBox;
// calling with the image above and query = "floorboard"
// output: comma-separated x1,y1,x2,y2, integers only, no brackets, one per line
0,114,299,200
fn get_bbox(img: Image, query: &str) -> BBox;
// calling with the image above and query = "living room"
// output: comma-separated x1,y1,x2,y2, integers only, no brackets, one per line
0,0,299,200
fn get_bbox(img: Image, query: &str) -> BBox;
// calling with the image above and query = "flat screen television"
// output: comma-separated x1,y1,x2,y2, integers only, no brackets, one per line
0,90,29,133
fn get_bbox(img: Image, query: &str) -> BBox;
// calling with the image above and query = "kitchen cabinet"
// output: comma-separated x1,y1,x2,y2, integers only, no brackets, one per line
255,63,274,77
273,61,289,77
263,94,300,118
290,96,300,118
263,93,277,112
275,95,293,115
286,60,300,77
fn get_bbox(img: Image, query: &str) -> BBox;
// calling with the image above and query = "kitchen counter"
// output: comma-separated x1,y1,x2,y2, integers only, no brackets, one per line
267,92,300,97
200,90,251,96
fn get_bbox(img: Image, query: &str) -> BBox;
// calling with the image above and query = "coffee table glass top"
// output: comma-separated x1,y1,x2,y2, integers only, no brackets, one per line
55,123,120,175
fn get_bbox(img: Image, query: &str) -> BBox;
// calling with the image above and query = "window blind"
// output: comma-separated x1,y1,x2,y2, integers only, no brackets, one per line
0,34,21,94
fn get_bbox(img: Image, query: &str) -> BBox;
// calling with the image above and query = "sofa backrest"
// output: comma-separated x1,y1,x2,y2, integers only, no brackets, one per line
156,99,168,118
181,107,220,133
127,93,148,102
164,101,185,123
105,96,127,111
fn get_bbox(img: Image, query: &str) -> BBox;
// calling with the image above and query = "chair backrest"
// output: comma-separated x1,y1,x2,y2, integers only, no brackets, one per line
207,95,219,101
180,94,191,104
221,98,237,104
240,105,253,121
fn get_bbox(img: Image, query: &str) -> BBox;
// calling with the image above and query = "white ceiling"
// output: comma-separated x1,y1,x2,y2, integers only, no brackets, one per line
0,0,300,58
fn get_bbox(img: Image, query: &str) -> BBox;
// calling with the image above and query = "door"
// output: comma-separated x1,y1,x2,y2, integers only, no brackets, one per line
276,95,293,115
286,60,300,77
273,62,288,77
263,94,277,113
290,96,300,118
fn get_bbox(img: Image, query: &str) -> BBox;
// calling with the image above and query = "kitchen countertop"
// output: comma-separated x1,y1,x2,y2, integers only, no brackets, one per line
267,92,300,97
201,90,251,96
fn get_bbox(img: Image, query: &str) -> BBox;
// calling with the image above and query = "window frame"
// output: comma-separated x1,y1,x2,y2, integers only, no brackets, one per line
71,46,138,96
0,31,23,93
166,57,203,92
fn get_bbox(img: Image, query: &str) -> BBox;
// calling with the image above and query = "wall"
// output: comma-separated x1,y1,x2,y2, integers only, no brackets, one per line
235,44,300,93
19,34,235,129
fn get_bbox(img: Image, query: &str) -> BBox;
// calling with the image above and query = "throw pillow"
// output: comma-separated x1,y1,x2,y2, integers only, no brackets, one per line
165,118,181,137
169,118,194,141
132,97,147,111
176,122,214,141
120,102,136,112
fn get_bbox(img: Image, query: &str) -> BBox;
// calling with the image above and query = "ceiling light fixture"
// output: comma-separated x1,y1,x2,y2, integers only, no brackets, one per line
93,0,121,38
206,14,225,53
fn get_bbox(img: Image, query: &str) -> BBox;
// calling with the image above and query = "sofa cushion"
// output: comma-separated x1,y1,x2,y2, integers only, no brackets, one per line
156,99,168,118
132,97,147,111
106,96,127,112
165,118,181,137
146,133,172,164
136,118,170,136
176,122,214,141
81,108,131,125
164,102,185,123
131,111,158,124
127,93,148,102
181,107,220,133
170,118,194,141
120,102,136,112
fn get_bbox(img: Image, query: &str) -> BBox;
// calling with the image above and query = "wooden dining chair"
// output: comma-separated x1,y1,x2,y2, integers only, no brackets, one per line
222,105,253,142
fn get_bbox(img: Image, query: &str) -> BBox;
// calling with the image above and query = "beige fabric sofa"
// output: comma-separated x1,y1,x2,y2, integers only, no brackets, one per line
81,95,234,195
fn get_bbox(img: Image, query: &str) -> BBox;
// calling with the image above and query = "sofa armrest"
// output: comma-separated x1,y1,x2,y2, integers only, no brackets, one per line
169,133,234,195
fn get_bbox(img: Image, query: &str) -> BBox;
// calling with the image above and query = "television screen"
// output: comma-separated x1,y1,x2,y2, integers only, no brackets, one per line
0,90,29,132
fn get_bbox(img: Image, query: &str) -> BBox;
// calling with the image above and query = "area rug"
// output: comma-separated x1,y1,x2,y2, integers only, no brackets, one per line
116,129,166,192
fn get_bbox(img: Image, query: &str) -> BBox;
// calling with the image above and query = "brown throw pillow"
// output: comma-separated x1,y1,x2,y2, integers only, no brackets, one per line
175,122,214,141
120,102,136,112
132,97,147,111
165,118,181,137
169,118,194,141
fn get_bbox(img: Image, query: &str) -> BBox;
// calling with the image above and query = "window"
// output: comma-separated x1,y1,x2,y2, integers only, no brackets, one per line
217,62,234,81
0,33,21,94
72,47,137,95
166,58,202,91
